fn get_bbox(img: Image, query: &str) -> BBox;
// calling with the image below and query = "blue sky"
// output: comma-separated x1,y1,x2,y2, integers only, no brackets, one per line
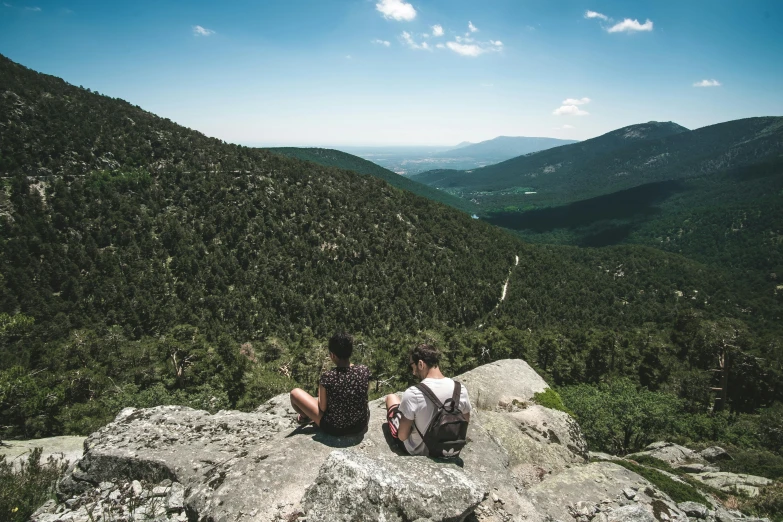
1,0,782,146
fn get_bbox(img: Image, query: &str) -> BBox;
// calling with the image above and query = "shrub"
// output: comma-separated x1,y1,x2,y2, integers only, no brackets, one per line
0,448,67,522
560,379,682,454
740,483,783,522
717,446,783,481
759,403,783,453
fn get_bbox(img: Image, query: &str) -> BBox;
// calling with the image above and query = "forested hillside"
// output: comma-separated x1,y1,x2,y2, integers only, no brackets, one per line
267,147,477,214
0,53,781,468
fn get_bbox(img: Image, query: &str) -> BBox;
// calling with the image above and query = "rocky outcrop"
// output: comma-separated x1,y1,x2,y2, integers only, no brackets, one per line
688,472,773,498
528,461,689,522
478,405,587,487
627,442,705,467
625,443,773,499
32,360,763,522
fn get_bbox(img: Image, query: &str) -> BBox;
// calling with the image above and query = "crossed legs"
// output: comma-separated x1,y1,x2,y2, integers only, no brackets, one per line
385,394,403,440
289,388,323,425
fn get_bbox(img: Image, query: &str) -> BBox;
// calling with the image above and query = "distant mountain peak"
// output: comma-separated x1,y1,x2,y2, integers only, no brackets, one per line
612,121,690,141
437,136,578,159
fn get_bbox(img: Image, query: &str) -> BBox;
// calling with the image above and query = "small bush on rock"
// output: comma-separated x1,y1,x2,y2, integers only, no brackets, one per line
533,388,573,415
0,448,67,522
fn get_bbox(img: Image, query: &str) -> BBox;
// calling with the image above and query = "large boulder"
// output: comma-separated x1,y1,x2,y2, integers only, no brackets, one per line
457,359,549,410
698,447,733,463
36,360,661,522
303,449,484,521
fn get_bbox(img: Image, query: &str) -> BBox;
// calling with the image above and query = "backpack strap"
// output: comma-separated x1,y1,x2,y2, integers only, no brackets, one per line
448,381,462,412
415,383,444,409
413,383,443,445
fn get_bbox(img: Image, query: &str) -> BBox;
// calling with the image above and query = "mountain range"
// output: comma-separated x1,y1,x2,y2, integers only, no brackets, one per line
410,119,782,208
434,135,578,159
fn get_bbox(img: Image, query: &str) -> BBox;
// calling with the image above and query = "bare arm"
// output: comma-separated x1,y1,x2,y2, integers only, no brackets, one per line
397,415,414,441
318,384,327,413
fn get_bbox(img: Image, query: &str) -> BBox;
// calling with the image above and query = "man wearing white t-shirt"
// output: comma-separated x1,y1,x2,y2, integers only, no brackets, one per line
385,344,472,456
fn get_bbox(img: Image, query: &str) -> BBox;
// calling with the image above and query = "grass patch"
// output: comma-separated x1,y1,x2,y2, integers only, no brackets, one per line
533,388,573,415
0,448,68,522
612,459,711,506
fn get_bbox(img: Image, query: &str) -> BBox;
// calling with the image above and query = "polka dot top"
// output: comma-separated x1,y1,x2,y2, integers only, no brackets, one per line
320,364,370,432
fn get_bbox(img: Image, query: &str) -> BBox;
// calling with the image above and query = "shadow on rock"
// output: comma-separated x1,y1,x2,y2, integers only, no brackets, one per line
285,423,367,449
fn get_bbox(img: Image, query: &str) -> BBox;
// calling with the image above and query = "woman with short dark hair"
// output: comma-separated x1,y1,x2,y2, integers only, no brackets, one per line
289,332,370,435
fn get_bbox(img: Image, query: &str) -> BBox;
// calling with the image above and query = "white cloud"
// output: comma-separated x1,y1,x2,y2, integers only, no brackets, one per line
468,21,478,33
585,10,608,21
432,24,444,37
563,124,575,129
376,0,416,21
25,5,41,10
693,79,721,87
553,105,590,116
607,18,653,33
193,25,215,36
372,39,391,47
436,43,446,49
401,31,430,50
447,41,483,57
445,34,503,57
345,55,352,59
554,97,591,116
3,3,13,7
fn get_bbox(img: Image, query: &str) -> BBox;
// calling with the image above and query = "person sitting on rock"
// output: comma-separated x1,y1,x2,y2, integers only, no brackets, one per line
385,344,472,457
289,332,370,436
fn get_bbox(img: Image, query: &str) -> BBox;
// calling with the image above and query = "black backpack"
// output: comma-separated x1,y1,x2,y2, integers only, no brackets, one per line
414,381,469,459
